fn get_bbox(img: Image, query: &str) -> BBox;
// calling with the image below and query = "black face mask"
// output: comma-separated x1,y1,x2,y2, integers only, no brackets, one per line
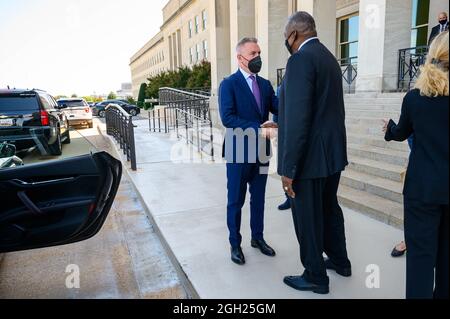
439,19,448,25
285,31,296,55
242,55,262,74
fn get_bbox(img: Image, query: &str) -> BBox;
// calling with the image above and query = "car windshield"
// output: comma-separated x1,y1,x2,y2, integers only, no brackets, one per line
58,100,88,107
0,95,39,112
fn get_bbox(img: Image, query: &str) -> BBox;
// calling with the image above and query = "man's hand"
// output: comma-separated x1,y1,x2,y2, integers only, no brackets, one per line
261,121,278,129
282,176,295,199
261,122,278,139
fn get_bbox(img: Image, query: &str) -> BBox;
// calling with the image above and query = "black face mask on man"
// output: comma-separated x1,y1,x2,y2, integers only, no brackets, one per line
285,31,296,55
439,18,448,25
242,55,262,74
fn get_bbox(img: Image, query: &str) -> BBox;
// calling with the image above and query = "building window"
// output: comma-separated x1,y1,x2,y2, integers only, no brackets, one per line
338,14,359,65
189,47,194,64
202,10,207,30
196,44,201,62
188,20,193,38
195,16,200,34
203,40,208,59
411,0,430,47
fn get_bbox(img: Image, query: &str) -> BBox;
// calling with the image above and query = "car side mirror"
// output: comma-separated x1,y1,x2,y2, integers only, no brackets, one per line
0,142,16,158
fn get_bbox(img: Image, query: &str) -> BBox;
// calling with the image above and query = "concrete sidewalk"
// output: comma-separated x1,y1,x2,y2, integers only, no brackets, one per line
101,118,406,299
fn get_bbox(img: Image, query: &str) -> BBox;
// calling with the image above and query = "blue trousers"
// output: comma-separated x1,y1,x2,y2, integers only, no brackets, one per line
226,163,269,248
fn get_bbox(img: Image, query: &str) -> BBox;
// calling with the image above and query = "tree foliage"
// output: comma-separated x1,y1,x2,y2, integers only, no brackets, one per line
107,91,117,100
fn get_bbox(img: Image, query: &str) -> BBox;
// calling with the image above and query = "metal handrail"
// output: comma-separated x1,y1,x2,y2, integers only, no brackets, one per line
105,104,137,171
398,45,429,91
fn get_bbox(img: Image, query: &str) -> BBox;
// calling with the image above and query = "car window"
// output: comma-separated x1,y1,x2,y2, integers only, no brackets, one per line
0,94,40,112
39,94,52,110
59,100,87,107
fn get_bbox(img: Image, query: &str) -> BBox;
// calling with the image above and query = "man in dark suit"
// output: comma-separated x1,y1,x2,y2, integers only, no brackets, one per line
277,12,352,295
219,37,278,266
429,12,448,45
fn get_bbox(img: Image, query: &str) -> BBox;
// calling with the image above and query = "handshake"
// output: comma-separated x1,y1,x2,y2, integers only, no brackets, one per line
260,121,278,139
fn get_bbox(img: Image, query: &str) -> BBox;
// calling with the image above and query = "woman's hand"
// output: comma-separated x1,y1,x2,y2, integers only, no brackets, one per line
382,119,389,133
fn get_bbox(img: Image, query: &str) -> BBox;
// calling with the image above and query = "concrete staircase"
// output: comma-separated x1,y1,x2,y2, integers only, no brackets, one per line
339,93,408,229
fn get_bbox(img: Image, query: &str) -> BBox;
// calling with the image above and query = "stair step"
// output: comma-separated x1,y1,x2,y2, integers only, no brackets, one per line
338,185,404,229
348,143,409,166
347,133,410,152
345,110,401,119
341,169,404,204
347,155,406,182
346,124,387,137
346,116,396,126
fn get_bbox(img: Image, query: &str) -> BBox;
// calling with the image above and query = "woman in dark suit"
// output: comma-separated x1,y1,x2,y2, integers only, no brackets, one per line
382,31,449,299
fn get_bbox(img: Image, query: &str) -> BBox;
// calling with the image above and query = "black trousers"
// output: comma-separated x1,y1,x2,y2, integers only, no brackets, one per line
404,198,449,299
291,172,351,286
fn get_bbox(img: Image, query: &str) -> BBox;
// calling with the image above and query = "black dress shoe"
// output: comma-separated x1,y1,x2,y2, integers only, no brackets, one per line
231,247,245,265
251,239,276,257
278,198,291,211
283,275,329,295
324,258,352,277
391,245,406,257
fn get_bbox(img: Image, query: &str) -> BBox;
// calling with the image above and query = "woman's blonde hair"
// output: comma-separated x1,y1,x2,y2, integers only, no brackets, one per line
415,31,449,97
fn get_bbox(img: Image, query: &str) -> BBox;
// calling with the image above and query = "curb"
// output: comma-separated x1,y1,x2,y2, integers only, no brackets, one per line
97,124,200,299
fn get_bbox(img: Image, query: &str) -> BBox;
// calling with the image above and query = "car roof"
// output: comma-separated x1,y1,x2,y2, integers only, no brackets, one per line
0,88,47,95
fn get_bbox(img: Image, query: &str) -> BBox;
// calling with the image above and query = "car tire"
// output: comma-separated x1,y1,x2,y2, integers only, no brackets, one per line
49,130,62,156
99,110,106,118
62,128,71,145
130,109,137,117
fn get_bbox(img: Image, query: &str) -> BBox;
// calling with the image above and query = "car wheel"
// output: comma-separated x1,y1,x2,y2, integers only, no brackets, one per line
99,110,106,118
130,109,137,117
62,126,71,144
49,130,62,156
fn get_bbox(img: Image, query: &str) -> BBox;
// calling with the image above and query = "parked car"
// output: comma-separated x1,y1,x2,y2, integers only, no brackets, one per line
0,150,122,253
57,98,93,128
93,100,140,118
0,89,71,156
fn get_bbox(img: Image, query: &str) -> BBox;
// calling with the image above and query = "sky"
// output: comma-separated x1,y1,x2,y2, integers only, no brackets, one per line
0,0,167,96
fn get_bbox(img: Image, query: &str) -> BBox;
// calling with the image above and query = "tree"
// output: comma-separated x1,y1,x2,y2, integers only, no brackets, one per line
107,91,117,100
126,96,136,105
137,83,147,107
71,94,78,98
187,60,211,88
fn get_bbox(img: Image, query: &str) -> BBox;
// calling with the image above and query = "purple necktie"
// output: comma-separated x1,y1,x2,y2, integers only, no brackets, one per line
250,75,262,114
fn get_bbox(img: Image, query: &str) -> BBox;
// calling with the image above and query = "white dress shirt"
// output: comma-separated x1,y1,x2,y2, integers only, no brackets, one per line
239,68,256,93
298,37,319,52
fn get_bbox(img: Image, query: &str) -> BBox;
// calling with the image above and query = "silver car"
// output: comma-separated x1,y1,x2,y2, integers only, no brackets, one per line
57,98,93,128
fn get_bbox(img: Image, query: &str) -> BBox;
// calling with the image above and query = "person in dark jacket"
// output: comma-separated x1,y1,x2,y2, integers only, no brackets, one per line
428,12,448,45
383,31,449,299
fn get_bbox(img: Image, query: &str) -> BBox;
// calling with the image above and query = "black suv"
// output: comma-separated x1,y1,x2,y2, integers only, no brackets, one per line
93,100,140,118
0,89,71,156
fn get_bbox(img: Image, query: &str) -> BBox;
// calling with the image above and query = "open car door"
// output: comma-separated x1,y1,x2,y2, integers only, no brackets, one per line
0,151,122,253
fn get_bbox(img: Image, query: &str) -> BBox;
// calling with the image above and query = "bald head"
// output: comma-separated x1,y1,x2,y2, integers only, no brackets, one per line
438,12,448,24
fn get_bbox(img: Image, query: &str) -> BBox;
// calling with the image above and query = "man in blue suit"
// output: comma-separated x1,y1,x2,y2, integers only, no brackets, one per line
219,37,279,265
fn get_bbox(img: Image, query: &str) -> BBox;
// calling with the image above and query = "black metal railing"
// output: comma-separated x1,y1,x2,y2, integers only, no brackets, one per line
398,45,429,91
338,56,358,94
175,87,211,96
106,104,137,171
148,87,214,160
175,107,215,161
277,56,358,94
277,68,285,88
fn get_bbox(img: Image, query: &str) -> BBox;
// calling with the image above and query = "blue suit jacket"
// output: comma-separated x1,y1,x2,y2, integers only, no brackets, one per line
219,70,278,163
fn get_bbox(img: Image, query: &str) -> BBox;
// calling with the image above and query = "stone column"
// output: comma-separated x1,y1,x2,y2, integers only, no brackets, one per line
428,0,449,38
356,0,412,92
255,0,270,79
297,0,337,55
230,0,256,71
208,0,231,127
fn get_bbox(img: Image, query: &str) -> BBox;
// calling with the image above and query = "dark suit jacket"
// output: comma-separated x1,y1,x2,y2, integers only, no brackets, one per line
219,70,278,163
277,39,348,180
429,23,449,45
385,89,449,205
